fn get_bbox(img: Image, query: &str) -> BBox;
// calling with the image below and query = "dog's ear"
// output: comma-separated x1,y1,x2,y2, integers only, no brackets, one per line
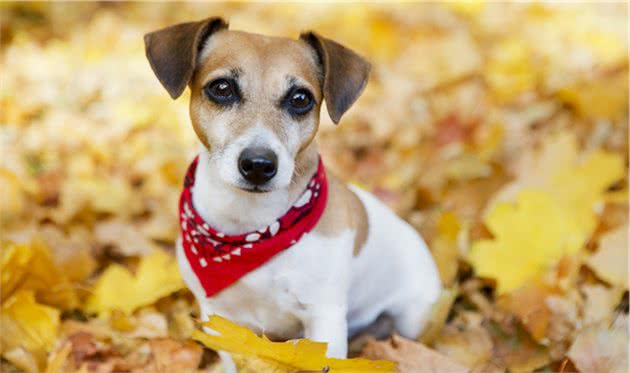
300,32,371,124
144,17,228,99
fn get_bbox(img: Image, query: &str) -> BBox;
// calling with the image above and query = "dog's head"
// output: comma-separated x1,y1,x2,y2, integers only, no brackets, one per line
144,18,370,193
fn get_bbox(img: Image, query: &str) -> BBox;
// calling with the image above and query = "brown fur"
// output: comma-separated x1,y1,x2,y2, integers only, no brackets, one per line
144,18,228,99
188,30,323,152
313,173,369,255
300,32,372,124
144,18,371,255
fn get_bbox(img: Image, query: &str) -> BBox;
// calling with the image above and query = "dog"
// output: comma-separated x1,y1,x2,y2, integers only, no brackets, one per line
144,17,441,371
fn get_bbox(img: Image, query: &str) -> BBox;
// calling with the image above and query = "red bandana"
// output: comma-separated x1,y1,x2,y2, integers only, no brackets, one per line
179,156,328,297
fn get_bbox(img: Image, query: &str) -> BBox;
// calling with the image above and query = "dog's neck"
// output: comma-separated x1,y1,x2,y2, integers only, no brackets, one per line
191,143,320,235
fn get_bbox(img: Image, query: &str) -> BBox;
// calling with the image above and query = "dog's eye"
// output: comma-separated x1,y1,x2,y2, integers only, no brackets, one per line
204,78,239,105
286,88,314,115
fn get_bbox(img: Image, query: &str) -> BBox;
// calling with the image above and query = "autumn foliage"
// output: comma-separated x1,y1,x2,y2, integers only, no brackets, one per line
1,2,628,373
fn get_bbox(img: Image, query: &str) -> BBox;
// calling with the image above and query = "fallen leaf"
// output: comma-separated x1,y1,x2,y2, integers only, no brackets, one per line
485,38,536,103
545,294,580,360
2,347,40,373
94,218,159,257
193,315,396,373
362,334,469,373
21,240,80,309
486,319,550,373
581,284,623,327
586,223,628,289
45,341,72,373
430,212,463,286
1,241,32,299
419,287,458,345
85,249,185,316
124,308,168,339
567,316,628,373
1,240,79,309
38,225,96,283
470,132,623,294
0,290,60,372
489,132,624,225
433,321,493,370
134,339,202,373
557,72,628,119
0,168,28,224
469,190,585,293
496,280,557,341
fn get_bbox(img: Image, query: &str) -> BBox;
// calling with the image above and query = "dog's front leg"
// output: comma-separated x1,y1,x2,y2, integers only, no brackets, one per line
199,305,238,373
302,304,348,358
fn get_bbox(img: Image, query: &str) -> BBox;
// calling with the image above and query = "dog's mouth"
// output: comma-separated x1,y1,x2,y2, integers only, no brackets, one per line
236,185,273,194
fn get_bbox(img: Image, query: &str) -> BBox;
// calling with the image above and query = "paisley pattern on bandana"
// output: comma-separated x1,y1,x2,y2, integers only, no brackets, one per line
179,156,328,297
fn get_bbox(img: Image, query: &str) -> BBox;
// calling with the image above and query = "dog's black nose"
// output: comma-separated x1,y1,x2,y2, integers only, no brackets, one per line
238,147,278,185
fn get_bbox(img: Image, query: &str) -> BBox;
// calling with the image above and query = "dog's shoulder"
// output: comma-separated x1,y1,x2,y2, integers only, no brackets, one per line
314,172,368,255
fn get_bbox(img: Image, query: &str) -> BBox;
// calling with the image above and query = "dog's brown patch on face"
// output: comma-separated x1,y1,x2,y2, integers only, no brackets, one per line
188,30,322,154
182,28,370,254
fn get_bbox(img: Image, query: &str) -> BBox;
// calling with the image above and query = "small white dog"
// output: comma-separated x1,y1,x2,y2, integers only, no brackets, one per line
145,17,441,371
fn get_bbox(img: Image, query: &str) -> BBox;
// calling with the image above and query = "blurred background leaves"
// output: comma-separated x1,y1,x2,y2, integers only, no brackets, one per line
0,2,627,373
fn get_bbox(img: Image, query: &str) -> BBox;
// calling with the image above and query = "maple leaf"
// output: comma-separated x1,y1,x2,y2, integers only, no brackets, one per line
362,334,469,373
2,240,79,310
471,133,624,293
85,250,185,316
193,315,397,373
470,190,585,293
0,291,60,372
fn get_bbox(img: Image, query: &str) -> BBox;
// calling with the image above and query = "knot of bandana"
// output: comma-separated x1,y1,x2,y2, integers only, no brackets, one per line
179,156,328,297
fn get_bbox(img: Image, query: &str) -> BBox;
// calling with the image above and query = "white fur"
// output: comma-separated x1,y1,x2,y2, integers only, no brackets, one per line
207,123,297,199
178,150,442,372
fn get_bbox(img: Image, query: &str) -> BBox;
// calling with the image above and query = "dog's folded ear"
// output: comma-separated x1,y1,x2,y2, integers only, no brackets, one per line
300,32,371,124
144,17,228,99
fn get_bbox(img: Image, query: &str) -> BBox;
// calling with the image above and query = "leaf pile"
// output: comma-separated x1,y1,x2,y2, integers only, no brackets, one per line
1,2,627,373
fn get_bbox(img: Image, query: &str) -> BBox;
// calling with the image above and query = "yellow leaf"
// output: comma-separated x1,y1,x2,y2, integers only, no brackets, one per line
551,149,625,235
446,0,486,17
574,30,627,68
469,190,586,294
557,72,628,119
485,38,536,103
1,240,79,309
368,16,400,63
474,133,625,293
45,341,72,373
193,315,396,373
53,177,137,223
0,168,27,224
85,250,185,316
22,240,80,309
1,242,32,299
1,291,60,372
3,347,39,373
431,213,462,286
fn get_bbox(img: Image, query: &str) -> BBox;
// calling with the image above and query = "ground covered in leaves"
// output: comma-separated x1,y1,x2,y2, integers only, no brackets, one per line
1,2,628,373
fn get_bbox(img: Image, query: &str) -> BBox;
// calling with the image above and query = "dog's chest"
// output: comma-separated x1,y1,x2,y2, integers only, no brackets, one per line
177,230,354,340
